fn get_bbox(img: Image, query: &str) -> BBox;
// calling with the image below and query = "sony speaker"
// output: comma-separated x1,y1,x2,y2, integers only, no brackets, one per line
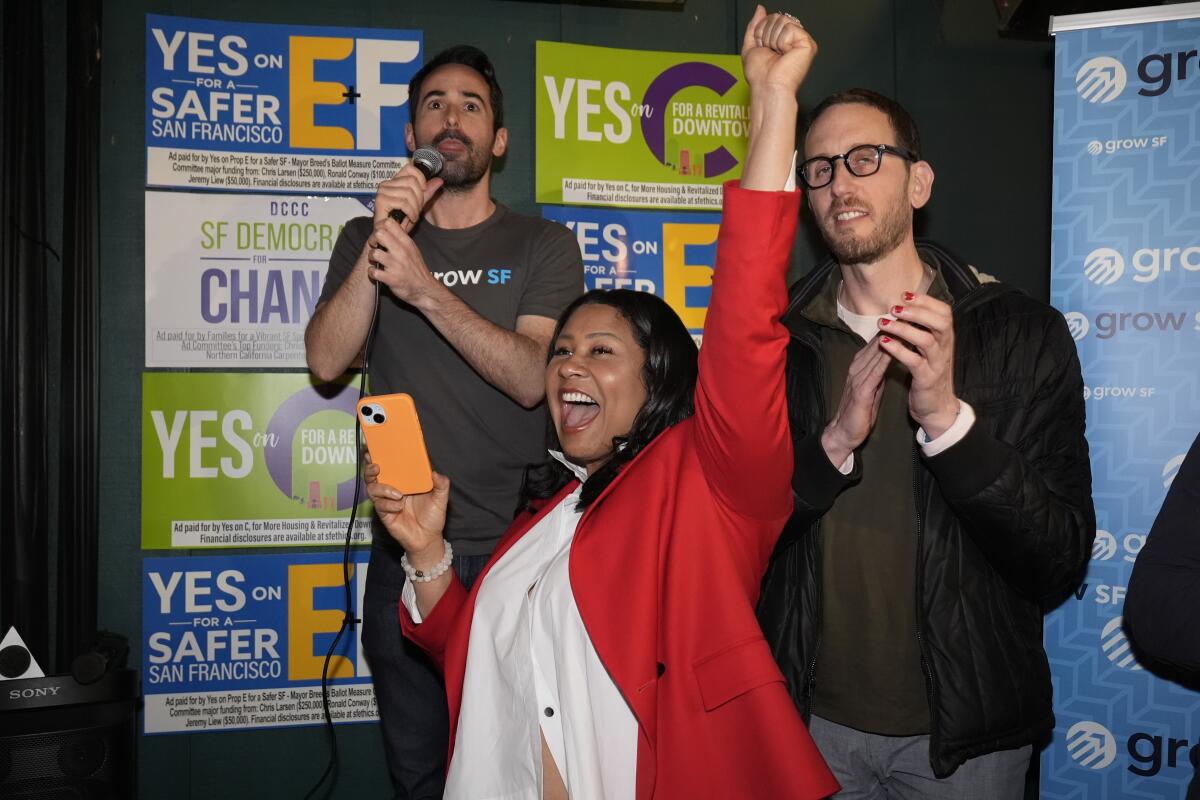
0,669,138,799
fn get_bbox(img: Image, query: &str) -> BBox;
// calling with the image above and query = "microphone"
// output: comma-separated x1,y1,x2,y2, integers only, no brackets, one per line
388,147,444,225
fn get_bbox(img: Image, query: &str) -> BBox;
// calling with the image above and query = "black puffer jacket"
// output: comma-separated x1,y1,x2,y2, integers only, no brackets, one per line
757,241,1096,777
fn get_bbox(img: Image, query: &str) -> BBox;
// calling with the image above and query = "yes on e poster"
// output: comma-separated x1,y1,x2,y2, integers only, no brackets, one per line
544,206,720,339
146,14,422,195
142,551,375,733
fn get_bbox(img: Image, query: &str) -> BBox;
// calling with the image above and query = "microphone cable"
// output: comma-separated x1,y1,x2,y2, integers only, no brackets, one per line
303,147,440,798
303,278,382,800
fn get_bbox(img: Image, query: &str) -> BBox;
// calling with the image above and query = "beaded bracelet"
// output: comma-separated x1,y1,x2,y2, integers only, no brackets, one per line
400,540,454,583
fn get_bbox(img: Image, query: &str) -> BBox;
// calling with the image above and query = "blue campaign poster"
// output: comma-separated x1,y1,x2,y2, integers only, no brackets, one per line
142,551,374,733
145,14,421,194
543,205,721,338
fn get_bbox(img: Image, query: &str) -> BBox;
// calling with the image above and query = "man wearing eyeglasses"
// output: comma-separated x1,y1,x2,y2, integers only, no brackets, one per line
757,88,1095,798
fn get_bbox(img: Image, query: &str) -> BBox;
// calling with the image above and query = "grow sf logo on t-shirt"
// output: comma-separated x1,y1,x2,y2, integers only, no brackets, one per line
432,267,514,288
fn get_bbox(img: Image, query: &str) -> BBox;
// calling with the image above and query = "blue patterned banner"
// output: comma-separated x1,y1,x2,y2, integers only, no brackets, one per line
1046,11,1200,798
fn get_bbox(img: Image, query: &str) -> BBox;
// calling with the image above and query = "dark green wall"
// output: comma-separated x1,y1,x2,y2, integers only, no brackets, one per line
95,1,1052,796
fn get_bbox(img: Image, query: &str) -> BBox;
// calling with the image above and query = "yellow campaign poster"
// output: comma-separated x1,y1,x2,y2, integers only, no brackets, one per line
536,41,749,211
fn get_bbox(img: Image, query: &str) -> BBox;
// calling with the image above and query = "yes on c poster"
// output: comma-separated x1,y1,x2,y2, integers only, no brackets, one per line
536,41,749,211
543,206,720,339
142,373,371,549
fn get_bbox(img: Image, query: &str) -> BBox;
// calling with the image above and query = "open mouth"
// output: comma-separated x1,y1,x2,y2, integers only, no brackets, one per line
834,210,868,223
560,390,600,432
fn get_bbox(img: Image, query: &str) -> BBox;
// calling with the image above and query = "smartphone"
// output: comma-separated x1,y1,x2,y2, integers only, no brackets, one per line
357,393,434,495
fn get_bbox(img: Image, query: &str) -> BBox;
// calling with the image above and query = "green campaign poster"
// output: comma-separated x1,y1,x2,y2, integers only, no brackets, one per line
142,373,373,549
536,41,749,211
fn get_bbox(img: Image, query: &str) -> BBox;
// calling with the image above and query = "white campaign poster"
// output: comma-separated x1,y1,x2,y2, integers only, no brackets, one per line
145,191,367,367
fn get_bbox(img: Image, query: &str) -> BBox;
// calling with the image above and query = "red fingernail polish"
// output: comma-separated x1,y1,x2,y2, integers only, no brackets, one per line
903,291,914,301
893,305,904,314
881,336,891,343
879,318,890,326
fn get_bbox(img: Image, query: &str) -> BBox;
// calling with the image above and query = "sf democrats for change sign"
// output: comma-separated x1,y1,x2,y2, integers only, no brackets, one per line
536,41,749,211
146,14,421,194
142,373,372,549
544,206,720,338
145,191,365,367
142,552,375,733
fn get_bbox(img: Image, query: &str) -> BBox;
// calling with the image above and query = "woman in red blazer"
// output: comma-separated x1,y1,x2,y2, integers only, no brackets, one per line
365,7,837,798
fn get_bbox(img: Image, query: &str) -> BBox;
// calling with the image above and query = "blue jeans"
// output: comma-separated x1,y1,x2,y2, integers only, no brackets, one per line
361,539,490,800
809,715,1032,800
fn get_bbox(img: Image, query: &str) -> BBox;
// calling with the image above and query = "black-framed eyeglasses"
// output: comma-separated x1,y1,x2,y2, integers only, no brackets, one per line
798,144,918,190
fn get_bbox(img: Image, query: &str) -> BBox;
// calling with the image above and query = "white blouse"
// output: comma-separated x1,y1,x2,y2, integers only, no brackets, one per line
402,452,638,800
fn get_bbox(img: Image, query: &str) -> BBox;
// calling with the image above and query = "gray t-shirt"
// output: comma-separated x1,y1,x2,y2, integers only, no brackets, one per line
318,204,583,555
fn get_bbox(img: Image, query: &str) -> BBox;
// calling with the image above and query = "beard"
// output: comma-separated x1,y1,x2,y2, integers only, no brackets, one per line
817,189,911,266
432,130,492,193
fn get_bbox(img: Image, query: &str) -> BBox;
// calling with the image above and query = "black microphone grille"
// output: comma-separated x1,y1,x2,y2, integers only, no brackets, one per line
411,147,444,179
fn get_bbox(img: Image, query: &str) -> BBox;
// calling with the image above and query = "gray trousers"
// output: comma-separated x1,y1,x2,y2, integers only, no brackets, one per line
809,715,1032,800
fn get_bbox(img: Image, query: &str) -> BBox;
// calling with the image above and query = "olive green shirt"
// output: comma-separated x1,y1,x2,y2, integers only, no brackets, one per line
804,265,952,736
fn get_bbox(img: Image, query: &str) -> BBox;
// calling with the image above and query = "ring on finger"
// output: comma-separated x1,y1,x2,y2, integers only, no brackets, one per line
781,11,803,26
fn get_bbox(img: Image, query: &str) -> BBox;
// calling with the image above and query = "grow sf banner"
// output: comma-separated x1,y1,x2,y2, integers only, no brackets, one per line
146,14,421,194
142,551,375,733
142,373,372,549
1045,6,1200,797
536,41,748,211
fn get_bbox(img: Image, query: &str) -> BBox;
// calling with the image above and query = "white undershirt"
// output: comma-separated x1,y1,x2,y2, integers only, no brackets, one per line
402,452,638,800
833,297,975,474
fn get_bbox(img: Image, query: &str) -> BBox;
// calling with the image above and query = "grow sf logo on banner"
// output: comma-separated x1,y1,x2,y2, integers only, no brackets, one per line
1047,10,1200,800
536,41,749,211
543,206,720,338
142,552,375,734
146,14,421,193
1075,57,1127,103
142,373,372,549
1075,44,1200,104
1082,243,1200,287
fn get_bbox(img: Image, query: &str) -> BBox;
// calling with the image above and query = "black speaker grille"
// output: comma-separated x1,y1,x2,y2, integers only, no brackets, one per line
0,722,130,799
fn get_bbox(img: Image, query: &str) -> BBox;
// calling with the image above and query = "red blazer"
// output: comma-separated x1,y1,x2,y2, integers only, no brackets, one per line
401,184,838,799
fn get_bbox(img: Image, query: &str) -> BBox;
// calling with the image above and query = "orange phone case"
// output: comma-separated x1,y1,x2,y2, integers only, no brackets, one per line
357,393,434,495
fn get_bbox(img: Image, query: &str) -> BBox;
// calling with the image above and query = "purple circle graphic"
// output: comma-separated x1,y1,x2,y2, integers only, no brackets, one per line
640,62,740,178
264,382,361,510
